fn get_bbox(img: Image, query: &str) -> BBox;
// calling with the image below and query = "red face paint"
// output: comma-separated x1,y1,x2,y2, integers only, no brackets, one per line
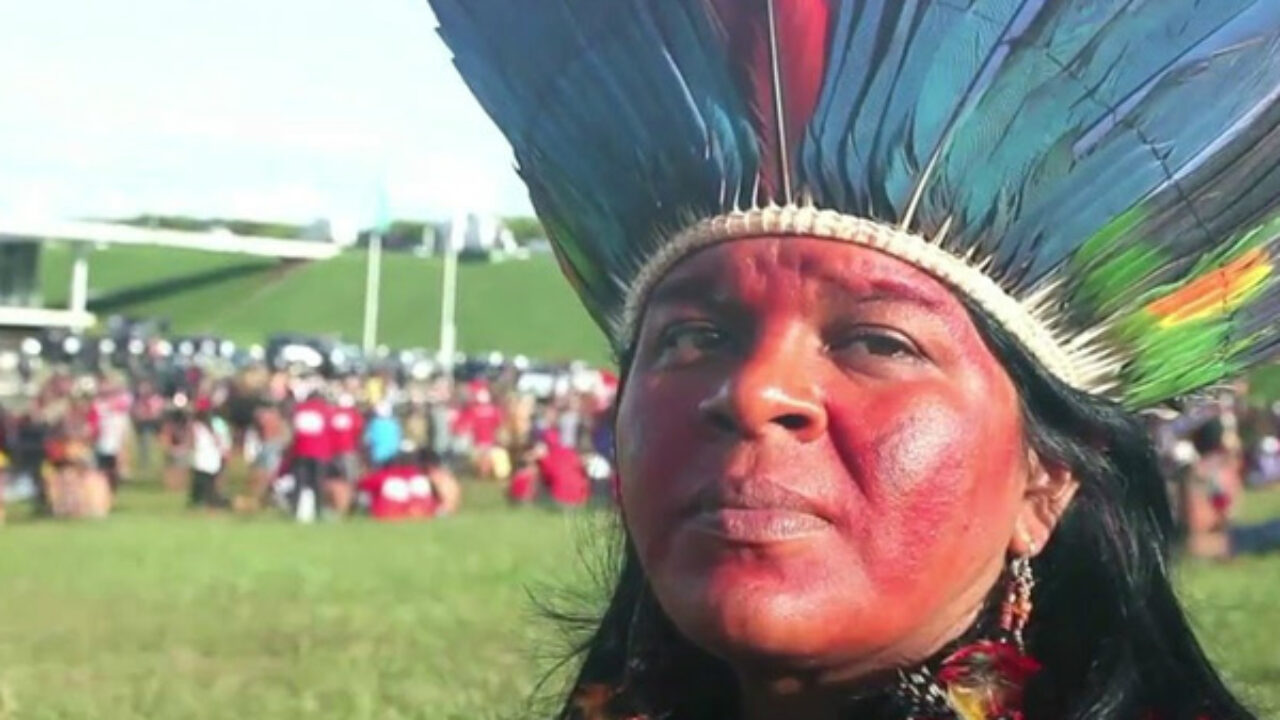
617,237,1028,676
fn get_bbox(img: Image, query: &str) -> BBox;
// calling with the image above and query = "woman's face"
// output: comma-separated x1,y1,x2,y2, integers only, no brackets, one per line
617,237,1031,677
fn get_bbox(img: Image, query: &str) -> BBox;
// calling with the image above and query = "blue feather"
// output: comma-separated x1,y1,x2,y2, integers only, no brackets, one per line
1001,6,1280,282
430,0,760,333
930,2,1263,259
803,1,1044,225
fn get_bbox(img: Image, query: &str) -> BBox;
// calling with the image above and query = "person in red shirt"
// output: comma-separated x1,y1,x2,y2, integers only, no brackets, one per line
507,462,538,505
356,451,437,521
288,391,333,518
454,383,503,478
325,394,364,515
405,469,438,519
535,429,589,508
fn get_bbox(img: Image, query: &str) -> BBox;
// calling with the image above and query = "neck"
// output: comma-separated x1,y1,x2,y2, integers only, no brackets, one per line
738,667,905,720
735,601,990,720
738,676,848,720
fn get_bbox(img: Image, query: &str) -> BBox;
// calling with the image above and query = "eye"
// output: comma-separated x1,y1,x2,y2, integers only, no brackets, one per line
656,321,726,366
826,326,923,363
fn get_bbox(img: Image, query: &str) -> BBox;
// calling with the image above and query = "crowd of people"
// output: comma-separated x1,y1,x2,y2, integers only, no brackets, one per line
1150,381,1280,559
0,357,620,525
4,352,1280,558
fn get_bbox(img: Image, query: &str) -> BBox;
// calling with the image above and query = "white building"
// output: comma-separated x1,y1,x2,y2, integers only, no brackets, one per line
421,213,520,256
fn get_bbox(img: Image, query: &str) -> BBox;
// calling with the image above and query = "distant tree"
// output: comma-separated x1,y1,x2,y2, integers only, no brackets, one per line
388,220,430,246
356,220,433,251
114,215,305,239
117,215,209,232
503,216,545,244
223,220,304,239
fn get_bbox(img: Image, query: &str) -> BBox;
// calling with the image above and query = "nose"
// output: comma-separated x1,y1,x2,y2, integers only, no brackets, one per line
698,336,827,443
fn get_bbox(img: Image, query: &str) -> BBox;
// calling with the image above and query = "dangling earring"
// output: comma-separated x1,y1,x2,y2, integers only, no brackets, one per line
1000,538,1036,650
895,541,1044,720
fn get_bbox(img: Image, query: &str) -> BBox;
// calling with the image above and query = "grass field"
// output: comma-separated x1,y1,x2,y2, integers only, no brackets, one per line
0,476,604,720
38,243,610,364
3,472,1280,720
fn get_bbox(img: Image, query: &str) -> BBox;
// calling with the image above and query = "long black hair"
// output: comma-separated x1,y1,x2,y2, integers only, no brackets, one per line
544,306,1257,720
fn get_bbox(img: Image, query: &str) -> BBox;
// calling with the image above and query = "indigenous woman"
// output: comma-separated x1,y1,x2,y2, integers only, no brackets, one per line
431,1,1280,718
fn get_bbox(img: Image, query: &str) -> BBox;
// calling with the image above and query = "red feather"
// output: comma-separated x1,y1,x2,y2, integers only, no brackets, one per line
706,0,831,201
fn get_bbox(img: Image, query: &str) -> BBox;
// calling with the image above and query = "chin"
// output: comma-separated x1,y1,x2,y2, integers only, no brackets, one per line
662,552,882,665
700,589,871,666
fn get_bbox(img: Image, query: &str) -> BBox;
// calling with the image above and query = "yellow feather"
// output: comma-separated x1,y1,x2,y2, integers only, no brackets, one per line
1147,249,1273,328
946,685,994,720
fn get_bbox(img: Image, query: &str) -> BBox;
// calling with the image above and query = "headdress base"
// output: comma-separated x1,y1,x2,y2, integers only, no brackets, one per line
622,206,1115,395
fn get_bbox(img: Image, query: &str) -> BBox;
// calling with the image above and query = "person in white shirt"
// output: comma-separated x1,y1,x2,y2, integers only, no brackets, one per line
92,388,132,493
189,406,228,509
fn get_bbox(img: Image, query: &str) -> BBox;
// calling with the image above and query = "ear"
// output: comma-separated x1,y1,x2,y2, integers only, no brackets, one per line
1010,449,1079,557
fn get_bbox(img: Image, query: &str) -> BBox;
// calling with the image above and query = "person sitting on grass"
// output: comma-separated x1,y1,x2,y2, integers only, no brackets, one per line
534,429,590,510
507,457,540,506
43,428,110,520
355,449,437,521
418,448,461,517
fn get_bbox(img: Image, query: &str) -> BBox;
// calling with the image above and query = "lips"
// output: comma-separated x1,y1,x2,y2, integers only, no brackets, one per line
687,479,834,544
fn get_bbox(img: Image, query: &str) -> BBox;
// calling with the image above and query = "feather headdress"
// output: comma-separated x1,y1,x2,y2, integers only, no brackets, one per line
430,0,1280,409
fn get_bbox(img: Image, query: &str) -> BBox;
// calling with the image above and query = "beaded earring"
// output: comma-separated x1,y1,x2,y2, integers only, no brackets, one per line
896,539,1042,720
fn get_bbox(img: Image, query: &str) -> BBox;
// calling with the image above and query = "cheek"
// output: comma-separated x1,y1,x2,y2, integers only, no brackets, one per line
833,385,1024,584
617,374,687,484
615,373,706,558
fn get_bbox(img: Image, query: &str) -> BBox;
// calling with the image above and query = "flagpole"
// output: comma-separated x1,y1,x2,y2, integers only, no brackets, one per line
361,182,392,356
439,212,461,389
361,231,383,354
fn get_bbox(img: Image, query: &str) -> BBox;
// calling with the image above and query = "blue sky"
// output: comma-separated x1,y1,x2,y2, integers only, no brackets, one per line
0,0,531,224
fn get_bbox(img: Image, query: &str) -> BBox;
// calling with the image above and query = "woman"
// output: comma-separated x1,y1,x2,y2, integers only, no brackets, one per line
432,2,1280,718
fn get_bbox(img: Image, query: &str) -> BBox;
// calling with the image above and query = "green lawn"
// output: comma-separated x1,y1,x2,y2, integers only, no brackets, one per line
2,476,1280,720
38,243,610,364
0,478,604,720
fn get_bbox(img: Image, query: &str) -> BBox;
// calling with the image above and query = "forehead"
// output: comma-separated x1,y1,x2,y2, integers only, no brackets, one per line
648,236,963,311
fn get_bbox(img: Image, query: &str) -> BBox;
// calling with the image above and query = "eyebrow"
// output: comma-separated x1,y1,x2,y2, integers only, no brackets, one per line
843,274,949,311
645,276,731,309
